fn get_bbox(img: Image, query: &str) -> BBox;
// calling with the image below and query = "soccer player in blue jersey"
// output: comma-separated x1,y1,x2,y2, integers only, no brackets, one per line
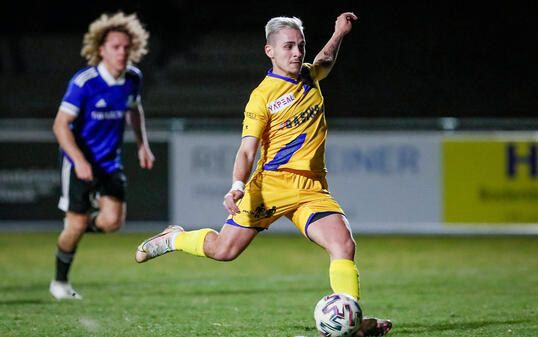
50,12,154,300
135,12,390,336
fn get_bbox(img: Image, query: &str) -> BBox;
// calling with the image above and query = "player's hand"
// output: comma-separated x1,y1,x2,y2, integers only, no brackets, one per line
138,145,155,169
223,189,244,215
74,159,93,181
335,12,357,36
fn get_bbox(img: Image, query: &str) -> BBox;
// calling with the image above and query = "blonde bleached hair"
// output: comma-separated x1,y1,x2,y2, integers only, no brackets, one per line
265,16,304,44
81,11,149,66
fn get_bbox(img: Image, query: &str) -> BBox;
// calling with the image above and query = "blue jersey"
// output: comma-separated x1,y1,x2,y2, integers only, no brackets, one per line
59,63,142,173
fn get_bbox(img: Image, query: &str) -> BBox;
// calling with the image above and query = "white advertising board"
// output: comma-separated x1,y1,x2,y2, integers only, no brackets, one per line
171,132,441,232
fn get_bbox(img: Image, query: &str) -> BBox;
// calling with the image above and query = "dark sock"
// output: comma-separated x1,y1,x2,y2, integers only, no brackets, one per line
55,247,76,282
85,211,103,233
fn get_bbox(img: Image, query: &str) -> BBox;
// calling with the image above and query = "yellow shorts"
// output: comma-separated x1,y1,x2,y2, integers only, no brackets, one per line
225,170,344,238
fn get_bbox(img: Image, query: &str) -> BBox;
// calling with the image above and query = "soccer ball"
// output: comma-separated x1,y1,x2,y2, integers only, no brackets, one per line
314,293,362,337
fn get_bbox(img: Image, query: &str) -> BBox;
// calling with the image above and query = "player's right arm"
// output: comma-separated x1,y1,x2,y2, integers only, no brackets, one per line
223,91,267,215
223,136,259,215
52,110,93,181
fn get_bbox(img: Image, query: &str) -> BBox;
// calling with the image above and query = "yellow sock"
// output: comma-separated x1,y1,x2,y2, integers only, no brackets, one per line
329,259,360,300
173,228,216,257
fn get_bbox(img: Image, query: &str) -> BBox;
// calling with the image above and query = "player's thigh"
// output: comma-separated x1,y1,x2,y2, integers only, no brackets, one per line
98,170,127,202
207,223,259,260
97,170,127,225
59,159,93,213
306,214,356,260
290,191,344,238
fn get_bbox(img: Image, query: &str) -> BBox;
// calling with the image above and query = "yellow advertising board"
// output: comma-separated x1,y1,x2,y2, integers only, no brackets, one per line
443,135,538,223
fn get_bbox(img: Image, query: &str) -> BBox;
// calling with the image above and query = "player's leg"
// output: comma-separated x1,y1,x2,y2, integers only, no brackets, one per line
307,213,359,299
307,215,392,336
93,196,126,232
202,224,258,261
58,211,90,251
51,159,91,299
51,210,87,300
87,170,127,233
135,223,258,262
136,171,282,263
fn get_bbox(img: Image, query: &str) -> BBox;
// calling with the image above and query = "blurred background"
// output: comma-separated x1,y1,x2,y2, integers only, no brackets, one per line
2,1,538,119
1,1,537,234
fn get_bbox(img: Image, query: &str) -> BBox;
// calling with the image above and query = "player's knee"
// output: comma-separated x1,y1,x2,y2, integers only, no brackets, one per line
98,213,125,232
65,213,89,234
328,235,356,260
342,236,356,256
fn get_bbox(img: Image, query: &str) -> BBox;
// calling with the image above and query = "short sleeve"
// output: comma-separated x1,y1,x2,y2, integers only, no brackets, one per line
303,63,321,81
59,78,86,116
242,91,268,138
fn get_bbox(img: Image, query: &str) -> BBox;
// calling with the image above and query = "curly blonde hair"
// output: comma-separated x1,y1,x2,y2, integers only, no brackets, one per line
81,11,149,66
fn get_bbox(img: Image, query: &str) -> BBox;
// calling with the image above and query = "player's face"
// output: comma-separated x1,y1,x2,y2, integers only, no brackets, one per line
99,31,132,78
266,28,305,79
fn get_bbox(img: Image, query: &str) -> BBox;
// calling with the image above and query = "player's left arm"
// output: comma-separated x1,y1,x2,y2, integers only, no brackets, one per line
127,103,155,169
313,12,358,80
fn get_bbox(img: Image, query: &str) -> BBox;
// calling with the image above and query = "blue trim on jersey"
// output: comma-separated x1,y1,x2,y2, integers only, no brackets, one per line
225,218,266,232
299,66,313,94
267,68,299,84
304,211,343,240
267,67,312,94
263,133,307,171
241,135,259,139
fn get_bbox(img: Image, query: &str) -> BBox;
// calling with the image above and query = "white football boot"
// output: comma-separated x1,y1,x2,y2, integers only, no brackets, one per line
49,280,83,300
135,225,184,263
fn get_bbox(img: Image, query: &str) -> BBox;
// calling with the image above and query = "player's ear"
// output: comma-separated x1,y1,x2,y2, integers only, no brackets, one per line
264,44,273,58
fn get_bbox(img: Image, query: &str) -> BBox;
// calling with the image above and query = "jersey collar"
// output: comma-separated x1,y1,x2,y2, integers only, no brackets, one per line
267,67,312,95
97,63,126,86
267,67,300,84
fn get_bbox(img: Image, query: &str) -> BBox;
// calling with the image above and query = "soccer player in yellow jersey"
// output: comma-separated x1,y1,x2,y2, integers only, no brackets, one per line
136,12,391,336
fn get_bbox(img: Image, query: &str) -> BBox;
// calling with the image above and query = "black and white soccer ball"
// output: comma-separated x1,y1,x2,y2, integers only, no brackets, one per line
314,293,362,337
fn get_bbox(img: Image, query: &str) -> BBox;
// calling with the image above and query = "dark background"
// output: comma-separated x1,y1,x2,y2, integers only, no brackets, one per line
1,1,537,119
0,141,169,221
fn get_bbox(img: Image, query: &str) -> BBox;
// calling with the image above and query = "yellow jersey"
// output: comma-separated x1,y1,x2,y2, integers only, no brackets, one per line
242,63,328,177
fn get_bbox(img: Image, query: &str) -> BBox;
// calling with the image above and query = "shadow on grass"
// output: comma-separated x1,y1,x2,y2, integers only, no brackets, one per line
396,318,531,334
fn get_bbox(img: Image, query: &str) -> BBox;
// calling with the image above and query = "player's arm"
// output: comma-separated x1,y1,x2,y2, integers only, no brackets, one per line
223,136,259,215
52,110,93,181
313,12,357,80
127,103,155,169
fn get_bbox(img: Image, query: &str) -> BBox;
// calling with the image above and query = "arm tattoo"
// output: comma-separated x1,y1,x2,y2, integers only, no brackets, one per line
318,42,339,66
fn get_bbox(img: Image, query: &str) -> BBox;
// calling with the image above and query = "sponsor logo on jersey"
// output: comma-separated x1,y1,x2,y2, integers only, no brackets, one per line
243,203,277,219
267,93,295,114
279,104,323,130
91,110,125,120
95,99,107,108
246,111,261,120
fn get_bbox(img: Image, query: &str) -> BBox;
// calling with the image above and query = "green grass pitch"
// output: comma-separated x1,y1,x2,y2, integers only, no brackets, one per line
0,232,536,336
